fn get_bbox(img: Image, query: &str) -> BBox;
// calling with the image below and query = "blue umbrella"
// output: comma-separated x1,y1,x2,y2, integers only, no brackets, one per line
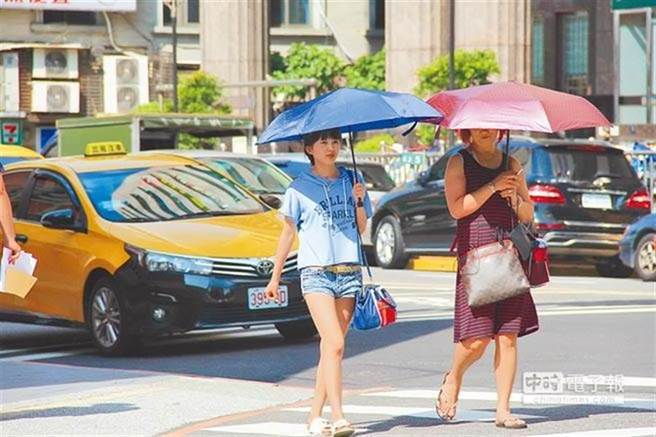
258,88,443,205
258,88,442,144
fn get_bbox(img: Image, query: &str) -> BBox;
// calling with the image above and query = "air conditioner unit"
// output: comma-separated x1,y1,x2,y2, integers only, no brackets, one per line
103,55,149,113
33,48,78,79
31,81,80,113
0,52,20,112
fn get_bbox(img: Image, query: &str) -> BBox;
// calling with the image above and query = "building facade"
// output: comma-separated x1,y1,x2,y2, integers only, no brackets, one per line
0,0,200,151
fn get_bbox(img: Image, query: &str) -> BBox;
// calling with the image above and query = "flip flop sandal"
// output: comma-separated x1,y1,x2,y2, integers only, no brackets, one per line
331,419,355,437
435,372,457,421
307,417,331,436
495,417,527,429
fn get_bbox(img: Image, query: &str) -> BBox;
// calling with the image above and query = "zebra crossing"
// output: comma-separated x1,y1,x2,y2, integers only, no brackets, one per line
190,383,656,436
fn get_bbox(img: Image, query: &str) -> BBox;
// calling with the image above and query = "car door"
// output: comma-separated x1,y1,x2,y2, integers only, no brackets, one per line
401,156,455,251
0,169,33,314
17,170,90,322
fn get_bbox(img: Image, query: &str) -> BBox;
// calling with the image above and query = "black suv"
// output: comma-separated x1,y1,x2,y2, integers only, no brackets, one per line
372,138,651,277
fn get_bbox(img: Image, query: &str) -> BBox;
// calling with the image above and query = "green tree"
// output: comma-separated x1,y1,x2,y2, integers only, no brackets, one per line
354,133,395,153
414,50,500,146
344,48,386,91
135,70,231,114
272,43,345,100
414,49,500,98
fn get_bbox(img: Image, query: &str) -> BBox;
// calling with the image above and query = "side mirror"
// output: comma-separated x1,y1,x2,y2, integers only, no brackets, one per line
41,209,77,230
259,194,282,209
417,170,429,186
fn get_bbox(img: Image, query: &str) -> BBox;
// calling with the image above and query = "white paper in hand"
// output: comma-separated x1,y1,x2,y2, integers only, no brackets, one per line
0,248,37,292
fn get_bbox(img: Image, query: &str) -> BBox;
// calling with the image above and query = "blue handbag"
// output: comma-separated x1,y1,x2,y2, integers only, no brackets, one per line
349,170,397,331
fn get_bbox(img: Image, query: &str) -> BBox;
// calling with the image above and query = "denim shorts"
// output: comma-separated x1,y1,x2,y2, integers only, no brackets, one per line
300,266,362,299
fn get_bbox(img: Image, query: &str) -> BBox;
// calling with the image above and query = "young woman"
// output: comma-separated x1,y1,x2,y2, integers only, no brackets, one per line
437,128,539,429
264,128,372,437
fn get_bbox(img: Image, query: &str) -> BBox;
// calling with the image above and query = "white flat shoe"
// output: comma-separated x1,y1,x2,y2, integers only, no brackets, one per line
332,419,355,437
307,417,331,436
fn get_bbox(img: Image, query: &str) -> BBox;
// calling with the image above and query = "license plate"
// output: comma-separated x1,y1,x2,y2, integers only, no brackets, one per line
581,193,612,209
248,286,288,310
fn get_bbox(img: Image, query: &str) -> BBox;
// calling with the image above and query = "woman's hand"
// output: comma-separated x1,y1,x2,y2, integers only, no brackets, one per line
5,238,21,264
352,182,366,205
491,170,519,192
264,279,280,300
499,187,518,203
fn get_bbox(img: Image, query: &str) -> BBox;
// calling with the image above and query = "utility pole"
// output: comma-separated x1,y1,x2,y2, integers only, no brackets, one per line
171,0,179,113
448,0,456,148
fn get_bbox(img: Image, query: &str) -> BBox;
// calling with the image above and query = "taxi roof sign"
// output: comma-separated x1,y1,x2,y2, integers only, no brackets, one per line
85,141,127,157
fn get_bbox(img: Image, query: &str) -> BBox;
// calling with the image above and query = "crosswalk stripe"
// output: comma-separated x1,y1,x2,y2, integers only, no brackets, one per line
530,427,656,437
286,405,427,416
204,422,369,436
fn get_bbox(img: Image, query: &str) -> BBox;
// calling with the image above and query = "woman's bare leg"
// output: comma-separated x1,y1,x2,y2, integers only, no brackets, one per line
494,333,519,421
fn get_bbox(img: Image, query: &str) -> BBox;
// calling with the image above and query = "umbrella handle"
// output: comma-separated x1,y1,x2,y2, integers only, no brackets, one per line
348,132,364,207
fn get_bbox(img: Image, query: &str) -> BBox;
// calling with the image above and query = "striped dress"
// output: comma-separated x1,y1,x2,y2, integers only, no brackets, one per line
453,149,539,343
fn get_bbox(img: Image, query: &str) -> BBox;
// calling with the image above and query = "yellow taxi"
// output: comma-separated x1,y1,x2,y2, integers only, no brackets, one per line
0,144,43,167
0,143,311,355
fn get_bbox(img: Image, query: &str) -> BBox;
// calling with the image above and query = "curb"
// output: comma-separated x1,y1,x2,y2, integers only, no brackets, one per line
408,256,457,272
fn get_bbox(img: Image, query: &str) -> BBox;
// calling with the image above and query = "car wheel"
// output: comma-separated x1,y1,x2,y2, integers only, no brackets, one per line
374,215,409,269
87,277,140,356
594,256,633,278
634,233,656,281
275,319,317,340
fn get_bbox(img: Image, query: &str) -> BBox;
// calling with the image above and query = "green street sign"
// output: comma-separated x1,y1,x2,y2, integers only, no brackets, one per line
611,0,656,10
400,152,424,166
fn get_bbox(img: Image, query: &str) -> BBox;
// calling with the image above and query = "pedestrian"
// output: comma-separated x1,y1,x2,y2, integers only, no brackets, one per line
0,162,21,264
436,128,539,429
264,128,372,437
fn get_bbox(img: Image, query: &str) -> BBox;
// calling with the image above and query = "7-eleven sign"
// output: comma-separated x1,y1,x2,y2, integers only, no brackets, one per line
1,120,23,144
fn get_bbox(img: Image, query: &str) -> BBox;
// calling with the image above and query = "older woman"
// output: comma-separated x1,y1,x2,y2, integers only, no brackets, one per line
436,128,539,429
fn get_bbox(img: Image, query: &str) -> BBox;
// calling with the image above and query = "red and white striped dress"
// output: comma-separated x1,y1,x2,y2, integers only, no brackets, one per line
453,149,539,343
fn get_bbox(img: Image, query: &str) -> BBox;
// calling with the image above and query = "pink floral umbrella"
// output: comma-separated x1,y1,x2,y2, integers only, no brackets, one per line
427,81,610,132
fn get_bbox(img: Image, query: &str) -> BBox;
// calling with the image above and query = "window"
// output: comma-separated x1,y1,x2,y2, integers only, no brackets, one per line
26,176,77,223
161,0,199,27
560,12,589,95
532,15,544,85
370,0,385,30
42,11,97,25
271,0,311,27
3,171,31,216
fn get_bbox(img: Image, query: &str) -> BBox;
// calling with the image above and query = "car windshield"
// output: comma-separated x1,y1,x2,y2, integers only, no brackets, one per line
202,157,290,195
357,164,396,191
1,157,39,166
548,147,635,182
78,164,266,223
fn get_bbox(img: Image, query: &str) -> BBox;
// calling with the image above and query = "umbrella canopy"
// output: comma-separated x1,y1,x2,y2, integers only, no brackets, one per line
426,81,610,133
257,87,443,144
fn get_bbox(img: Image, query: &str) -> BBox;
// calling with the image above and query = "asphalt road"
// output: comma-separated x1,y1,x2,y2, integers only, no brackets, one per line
1,268,655,436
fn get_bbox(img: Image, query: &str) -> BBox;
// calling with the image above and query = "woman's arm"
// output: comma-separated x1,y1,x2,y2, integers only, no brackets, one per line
445,154,518,220
509,157,534,224
265,217,297,298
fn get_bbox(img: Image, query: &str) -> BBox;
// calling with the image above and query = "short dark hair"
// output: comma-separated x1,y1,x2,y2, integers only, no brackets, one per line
302,128,341,165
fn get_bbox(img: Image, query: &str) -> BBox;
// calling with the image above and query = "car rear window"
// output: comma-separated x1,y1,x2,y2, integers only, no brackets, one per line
357,164,396,191
547,146,635,182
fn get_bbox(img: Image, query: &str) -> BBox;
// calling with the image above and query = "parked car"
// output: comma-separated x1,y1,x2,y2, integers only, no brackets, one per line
264,153,396,247
0,143,313,356
619,214,656,281
145,150,293,208
372,138,650,277
0,144,43,166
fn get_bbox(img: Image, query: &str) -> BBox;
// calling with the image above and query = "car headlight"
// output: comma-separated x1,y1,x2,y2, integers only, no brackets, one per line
125,244,212,275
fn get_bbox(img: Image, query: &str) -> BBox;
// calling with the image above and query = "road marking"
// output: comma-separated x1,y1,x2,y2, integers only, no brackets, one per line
530,427,656,437
286,404,428,416
361,389,655,402
397,305,656,322
624,377,656,388
204,422,370,436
